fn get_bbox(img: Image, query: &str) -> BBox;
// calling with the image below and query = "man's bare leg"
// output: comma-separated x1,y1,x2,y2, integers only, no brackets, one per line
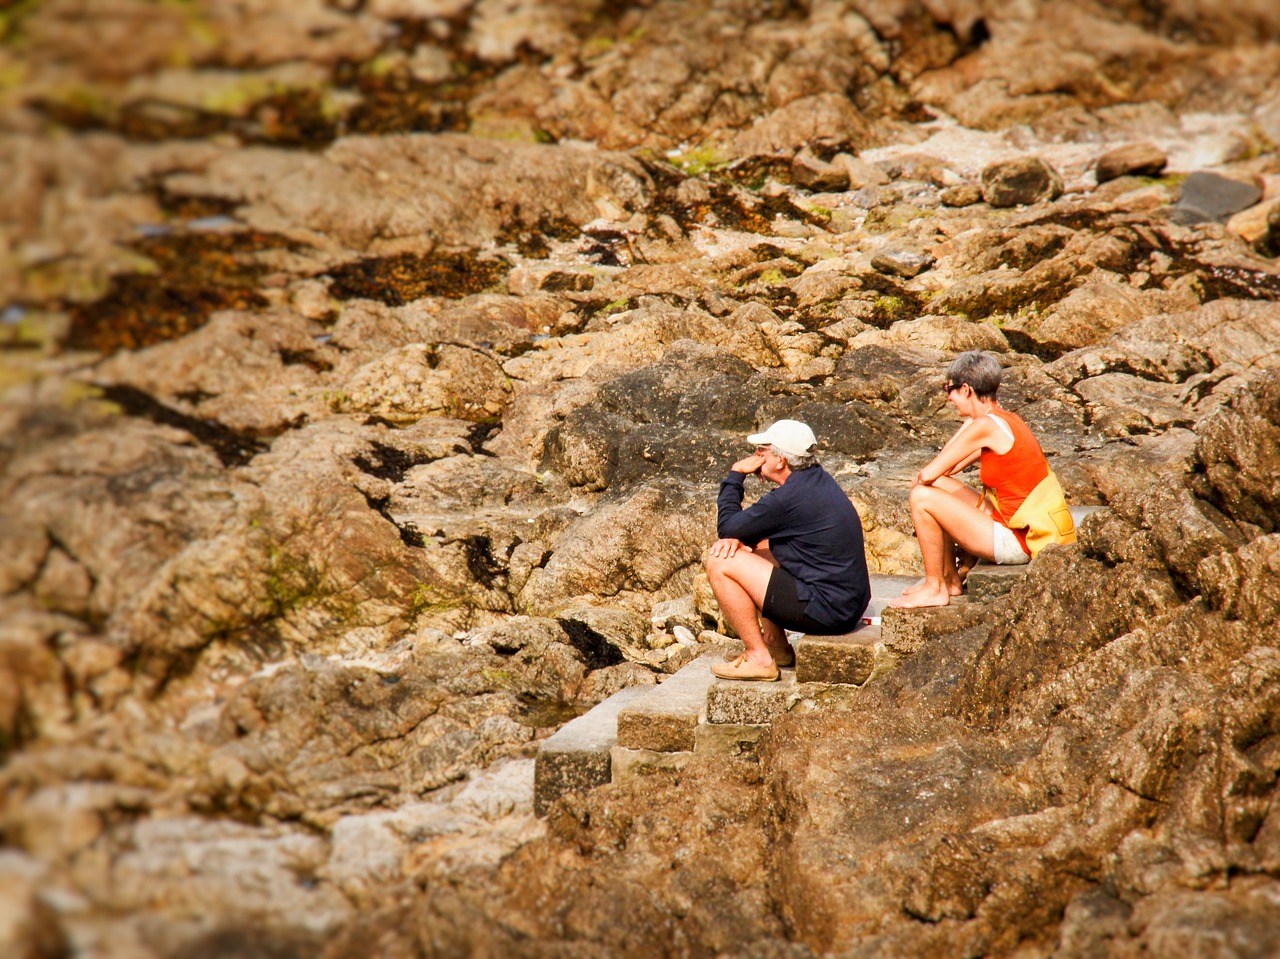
748,546,793,659
706,548,778,668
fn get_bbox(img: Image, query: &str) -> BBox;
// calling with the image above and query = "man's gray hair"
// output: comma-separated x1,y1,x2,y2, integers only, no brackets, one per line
946,350,1002,399
774,445,818,470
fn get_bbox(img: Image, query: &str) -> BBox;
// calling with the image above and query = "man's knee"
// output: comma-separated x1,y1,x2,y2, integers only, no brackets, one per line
706,551,736,579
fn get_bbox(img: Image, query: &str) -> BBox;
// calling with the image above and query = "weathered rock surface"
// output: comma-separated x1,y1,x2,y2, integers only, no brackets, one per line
3,1,1280,955
340,373,1280,959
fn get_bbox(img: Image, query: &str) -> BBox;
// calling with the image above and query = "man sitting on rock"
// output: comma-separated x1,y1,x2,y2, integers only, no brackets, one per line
708,419,871,682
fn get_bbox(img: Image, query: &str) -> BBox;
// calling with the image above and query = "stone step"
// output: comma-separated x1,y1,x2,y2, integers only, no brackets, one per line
615,654,720,752
533,684,652,815
610,745,696,784
706,667,829,724
965,563,1028,599
865,573,921,621
1072,504,1105,524
694,721,770,761
794,598,993,684
794,623,879,685
614,719,774,785
878,602,988,655
540,510,1111,808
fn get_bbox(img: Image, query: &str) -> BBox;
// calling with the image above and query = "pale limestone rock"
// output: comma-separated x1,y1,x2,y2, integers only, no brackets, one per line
334,342,512,423
451,758,536,820
853,314,1009,354
1074,373,1193,436
733,94,874,157
0,516,47,596
521,484,711,618
831,153,891,189
184,134,653,254
105,818,351,932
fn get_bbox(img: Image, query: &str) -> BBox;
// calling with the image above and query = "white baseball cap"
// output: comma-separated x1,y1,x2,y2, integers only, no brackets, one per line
747,419,817,458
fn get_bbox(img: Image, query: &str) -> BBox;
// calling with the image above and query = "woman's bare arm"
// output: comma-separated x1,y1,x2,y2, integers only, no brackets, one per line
946,447,982,474
916,418,995,486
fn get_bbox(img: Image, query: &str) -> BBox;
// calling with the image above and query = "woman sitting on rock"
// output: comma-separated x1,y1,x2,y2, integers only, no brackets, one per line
889,350,1076,609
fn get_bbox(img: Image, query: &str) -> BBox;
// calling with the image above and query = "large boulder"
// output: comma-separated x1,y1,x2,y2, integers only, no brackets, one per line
540,340,902,492
517,481,714,617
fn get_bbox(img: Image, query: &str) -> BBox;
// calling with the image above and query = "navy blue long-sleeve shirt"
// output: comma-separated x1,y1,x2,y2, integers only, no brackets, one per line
718,466,870,627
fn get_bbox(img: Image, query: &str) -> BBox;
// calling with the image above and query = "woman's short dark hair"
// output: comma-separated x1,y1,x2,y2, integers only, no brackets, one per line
946,351,1002,399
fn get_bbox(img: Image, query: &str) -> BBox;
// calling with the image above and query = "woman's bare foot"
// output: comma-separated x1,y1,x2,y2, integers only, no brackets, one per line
888,584,951,609
904,575,962,597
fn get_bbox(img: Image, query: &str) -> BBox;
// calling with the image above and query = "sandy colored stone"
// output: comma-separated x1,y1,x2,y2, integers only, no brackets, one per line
1094,142,1167,183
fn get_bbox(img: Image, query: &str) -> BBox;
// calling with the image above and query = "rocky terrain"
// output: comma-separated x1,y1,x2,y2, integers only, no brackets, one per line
1,1,1279,956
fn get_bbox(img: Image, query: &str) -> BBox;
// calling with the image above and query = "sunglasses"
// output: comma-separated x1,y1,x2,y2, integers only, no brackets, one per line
943,382,965,395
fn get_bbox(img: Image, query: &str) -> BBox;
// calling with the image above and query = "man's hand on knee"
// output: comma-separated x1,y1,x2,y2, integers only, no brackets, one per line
709,538,752,559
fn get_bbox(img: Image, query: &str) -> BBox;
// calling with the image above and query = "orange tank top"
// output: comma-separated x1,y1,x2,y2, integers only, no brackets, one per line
979,410,1049,547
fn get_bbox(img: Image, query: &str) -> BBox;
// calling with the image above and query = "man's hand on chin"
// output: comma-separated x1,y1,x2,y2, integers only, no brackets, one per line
731,453,765,475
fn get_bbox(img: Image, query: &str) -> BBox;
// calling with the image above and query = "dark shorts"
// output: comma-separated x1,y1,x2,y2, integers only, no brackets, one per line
762,567,864,635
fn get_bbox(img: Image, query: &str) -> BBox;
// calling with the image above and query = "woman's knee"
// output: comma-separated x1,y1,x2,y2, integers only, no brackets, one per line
909,484,938,509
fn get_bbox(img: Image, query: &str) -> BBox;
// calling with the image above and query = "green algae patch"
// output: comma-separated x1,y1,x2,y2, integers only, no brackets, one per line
468,111,555,144
665,144,731,178
408,585,467,623
858,274,926,330
863,203,930,234
327,251,510,305
593,297,636,319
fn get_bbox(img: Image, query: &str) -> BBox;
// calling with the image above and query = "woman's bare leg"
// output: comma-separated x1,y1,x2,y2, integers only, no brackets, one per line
890,485,999,609
901,478,984,596
951,479,991,584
